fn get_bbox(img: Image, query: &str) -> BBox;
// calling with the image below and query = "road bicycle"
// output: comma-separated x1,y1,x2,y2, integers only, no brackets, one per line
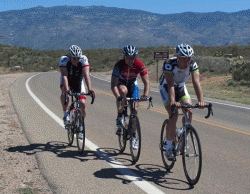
65,91,95,154
117,96,153,164
160,103,213,185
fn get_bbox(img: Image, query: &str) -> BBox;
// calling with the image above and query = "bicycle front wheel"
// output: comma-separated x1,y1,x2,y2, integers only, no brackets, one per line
182,126,202,185
129,115,141,164
118,128,127,153
76,111,85,154
67,110,74,146
160,119,175,171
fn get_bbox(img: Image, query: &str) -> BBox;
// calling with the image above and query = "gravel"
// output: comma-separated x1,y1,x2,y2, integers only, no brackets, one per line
0,73,53,194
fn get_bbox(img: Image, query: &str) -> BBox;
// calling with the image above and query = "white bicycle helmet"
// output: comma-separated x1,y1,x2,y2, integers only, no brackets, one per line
68,45,82,57
123,45,138,57
176,44,194,57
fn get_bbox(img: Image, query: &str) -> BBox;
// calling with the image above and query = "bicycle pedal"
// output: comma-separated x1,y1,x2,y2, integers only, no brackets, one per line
159,143,165,151
116,128,121,135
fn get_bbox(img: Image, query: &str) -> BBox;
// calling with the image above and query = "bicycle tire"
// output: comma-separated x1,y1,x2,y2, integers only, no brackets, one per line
118,114,127,153
182,126,202,185
160,119,175,171
129,115,141,164
67,109,74,146
76,111,85,154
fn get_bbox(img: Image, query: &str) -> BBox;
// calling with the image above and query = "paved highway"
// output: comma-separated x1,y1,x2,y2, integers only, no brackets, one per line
10,72,250,194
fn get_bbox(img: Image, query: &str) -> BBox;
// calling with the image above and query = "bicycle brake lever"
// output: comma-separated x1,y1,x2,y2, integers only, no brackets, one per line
147,97,153,110
205,103,213,119
91,95,95,104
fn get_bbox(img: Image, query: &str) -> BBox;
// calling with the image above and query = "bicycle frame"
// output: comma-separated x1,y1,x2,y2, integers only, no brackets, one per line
174,103,213,156
119,97,153,134
64,91,95,154
117,96,153,163
160,102,213,185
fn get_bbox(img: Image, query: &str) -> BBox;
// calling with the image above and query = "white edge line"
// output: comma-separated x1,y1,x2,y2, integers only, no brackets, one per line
91,74,250,110
26,74,165,194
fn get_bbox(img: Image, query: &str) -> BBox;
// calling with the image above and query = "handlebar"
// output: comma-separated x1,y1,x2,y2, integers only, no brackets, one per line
170,102,213,119
65,91,95,105
118,96,153,111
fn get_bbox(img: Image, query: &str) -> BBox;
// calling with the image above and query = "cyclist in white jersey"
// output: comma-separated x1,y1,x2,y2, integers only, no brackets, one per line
159,44,206,160
59,45,95,134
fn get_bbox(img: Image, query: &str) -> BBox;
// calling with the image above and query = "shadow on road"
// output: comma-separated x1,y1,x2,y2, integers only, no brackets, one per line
94,164,194,191
6,141,99,162
6,143,194,190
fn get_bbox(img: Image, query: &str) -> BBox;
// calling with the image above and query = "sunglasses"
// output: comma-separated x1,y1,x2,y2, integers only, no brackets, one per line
125,55,136,60
72,57,80,61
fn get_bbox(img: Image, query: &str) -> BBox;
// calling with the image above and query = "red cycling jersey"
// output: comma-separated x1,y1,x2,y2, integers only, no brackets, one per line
112,58,148,83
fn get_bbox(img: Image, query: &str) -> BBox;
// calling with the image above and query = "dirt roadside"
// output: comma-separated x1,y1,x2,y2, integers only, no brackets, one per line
0,73,53,194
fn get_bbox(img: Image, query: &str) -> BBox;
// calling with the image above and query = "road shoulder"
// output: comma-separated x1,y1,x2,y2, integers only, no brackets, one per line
0,73,53,194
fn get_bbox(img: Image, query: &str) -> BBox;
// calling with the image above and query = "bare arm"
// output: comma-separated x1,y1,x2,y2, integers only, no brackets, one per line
82,66,92,92
141,74,150,97
60,67,70,91
111,76,120,98
192,71,205,107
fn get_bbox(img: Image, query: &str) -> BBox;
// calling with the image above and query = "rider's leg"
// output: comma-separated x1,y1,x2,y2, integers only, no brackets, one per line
165,104,179,142
165,104,178,159
79,98,87,119
60,86,69,111
60,85,70,126
116,85,128,113
180,97,193,126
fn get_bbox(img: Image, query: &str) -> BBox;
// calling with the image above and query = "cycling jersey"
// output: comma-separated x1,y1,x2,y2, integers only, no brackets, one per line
159,57,199,107
112,58,148,84
160,57,198,87
59,55,89,94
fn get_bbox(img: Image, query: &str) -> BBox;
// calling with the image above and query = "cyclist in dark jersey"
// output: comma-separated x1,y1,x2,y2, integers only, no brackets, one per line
59,45,95,138
159,44,206,160
111,45,150,149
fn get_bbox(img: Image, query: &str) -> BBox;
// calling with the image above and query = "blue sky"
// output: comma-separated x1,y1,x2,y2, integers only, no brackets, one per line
0,0,249,14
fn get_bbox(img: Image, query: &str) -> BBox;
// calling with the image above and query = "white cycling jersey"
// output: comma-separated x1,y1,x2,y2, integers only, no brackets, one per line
160,57,198,87
59,55,89,93
159,57,199,107
59,55,89,68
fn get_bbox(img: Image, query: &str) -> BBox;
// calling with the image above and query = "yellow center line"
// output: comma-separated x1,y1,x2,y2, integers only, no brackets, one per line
95,90,250,136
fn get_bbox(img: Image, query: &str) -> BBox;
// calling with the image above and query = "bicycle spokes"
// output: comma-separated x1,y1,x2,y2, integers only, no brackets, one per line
182,127,202,185
129,117,141,164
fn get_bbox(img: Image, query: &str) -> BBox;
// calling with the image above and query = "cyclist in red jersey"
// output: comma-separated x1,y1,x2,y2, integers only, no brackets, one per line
111,45,150,149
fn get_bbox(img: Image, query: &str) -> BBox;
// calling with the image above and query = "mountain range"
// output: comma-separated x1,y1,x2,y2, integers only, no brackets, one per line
0,6,249,50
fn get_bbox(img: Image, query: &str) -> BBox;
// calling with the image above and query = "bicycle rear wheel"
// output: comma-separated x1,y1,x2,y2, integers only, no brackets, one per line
160,119,175,171
76,111,85,154
67,110,74,146
129,115,141,164
182,126,202,185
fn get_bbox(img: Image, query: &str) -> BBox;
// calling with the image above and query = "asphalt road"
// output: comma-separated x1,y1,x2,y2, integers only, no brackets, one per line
10,72,250,194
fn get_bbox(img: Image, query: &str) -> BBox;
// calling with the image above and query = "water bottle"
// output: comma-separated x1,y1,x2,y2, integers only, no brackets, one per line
70,108,76,119
177,127,183,139
124,116,129,125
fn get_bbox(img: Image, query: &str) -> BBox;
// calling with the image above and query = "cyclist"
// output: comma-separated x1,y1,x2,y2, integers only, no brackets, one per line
111,45,150,149
159,44,206,160
59,45,95,139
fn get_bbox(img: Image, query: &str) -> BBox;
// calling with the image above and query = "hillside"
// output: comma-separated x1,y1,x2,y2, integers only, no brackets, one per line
0,6,249,50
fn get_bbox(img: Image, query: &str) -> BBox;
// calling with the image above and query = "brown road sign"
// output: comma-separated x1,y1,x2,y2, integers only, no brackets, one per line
154,51,169,60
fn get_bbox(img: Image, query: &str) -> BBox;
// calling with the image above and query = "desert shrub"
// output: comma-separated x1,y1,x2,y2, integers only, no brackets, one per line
231,61,250,81
194,56,231,75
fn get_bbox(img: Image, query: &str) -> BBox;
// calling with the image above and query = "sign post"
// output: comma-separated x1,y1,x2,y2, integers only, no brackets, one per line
154,51,169,82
